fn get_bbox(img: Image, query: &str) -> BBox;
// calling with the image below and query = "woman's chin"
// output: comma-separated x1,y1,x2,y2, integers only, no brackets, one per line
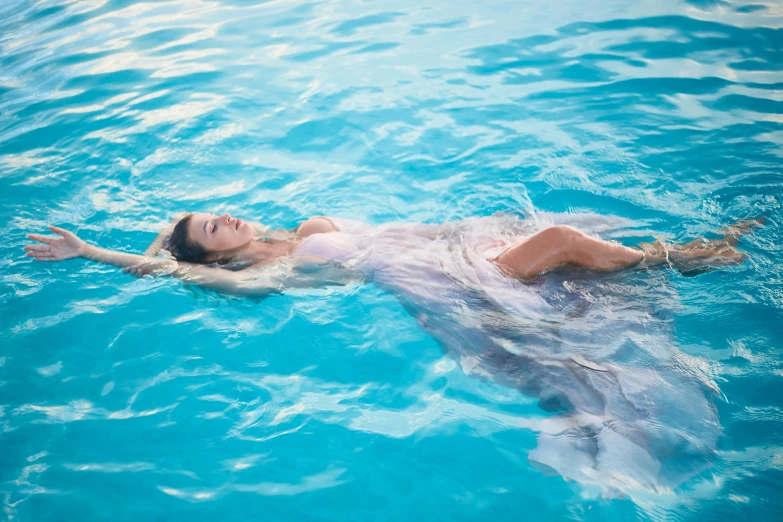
238,221,253,235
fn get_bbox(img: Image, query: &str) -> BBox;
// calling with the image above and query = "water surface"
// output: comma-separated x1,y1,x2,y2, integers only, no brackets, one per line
1,0,782,520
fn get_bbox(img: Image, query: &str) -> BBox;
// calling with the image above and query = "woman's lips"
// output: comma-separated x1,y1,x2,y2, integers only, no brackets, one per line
235,219,241,230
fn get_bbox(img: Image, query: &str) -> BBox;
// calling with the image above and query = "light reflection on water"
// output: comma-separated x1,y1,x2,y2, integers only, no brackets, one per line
1,0,781,520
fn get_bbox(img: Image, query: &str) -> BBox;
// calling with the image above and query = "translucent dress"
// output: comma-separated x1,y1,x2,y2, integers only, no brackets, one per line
293,213,721,495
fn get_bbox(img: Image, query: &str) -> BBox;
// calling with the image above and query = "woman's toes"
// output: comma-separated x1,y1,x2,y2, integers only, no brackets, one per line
722,217,765,245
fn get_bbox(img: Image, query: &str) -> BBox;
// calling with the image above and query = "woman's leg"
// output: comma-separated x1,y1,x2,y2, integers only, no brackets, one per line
493,225,644,279
493,219,761,280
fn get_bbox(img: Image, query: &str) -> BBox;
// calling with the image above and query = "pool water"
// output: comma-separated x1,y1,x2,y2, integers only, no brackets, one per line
1,0,782,520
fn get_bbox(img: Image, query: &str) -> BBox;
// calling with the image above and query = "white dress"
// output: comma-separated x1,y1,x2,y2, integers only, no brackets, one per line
292,213,721,495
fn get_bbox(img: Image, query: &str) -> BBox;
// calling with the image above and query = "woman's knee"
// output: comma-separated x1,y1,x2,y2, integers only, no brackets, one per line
543,225,583,245
543,225,589,264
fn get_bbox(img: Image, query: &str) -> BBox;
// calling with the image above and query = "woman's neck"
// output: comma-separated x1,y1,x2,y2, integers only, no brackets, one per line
214,238,298,266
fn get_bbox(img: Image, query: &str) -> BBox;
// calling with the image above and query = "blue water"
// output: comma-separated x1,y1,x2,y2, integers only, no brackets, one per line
1,0,782,519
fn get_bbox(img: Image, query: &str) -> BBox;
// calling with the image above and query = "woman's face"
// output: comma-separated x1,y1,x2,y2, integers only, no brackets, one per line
188,213,255,253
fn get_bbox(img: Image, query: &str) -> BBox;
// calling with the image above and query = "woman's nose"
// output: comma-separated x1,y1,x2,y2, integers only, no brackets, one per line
222,213,231,223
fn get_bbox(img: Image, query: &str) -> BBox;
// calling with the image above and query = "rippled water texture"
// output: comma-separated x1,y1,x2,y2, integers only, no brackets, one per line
1,0,782,520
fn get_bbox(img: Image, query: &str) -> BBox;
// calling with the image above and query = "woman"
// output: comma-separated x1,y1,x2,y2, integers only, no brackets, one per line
23,211,762,493
23,212,758,296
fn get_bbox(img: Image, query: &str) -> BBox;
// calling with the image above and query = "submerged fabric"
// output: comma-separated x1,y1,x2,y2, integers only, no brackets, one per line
2,0,780,519
296,212,719,493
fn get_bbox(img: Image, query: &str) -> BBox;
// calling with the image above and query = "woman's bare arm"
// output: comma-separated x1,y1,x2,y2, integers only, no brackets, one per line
24,226,291,297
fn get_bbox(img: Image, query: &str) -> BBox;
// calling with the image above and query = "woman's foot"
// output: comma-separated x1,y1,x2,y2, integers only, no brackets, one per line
720,216,765,246
638,217,763,274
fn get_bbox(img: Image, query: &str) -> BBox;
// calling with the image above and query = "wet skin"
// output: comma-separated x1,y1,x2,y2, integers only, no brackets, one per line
187,212,255,252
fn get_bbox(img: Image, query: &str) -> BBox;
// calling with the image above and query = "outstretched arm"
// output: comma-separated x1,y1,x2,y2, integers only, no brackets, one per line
25,226,287,297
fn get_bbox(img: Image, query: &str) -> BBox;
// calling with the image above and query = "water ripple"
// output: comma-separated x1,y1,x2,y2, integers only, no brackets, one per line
1,0,781,520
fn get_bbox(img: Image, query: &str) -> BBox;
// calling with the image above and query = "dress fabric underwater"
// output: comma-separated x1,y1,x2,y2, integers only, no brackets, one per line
293,213,722,494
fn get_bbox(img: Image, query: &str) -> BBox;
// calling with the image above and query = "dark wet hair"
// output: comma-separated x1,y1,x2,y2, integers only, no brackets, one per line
165,214,207,263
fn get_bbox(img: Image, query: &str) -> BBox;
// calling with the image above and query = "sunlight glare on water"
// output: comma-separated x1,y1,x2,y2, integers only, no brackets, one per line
0,0,782,520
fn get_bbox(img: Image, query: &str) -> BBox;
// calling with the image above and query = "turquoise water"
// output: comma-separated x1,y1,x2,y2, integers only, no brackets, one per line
1,0,782,519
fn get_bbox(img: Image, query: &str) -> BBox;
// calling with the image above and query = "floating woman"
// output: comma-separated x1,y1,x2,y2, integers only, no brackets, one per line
24,212,757,295
24,211,762,494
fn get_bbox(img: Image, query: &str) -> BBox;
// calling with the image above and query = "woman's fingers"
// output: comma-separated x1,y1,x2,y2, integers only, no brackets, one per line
26,234,54,245
122,266,147,278
24,245,50,252
48,225,73,237
28,227,78,244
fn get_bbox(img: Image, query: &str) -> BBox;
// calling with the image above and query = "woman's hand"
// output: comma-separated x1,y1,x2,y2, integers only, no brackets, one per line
122,262,159,278
24,225,87,261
